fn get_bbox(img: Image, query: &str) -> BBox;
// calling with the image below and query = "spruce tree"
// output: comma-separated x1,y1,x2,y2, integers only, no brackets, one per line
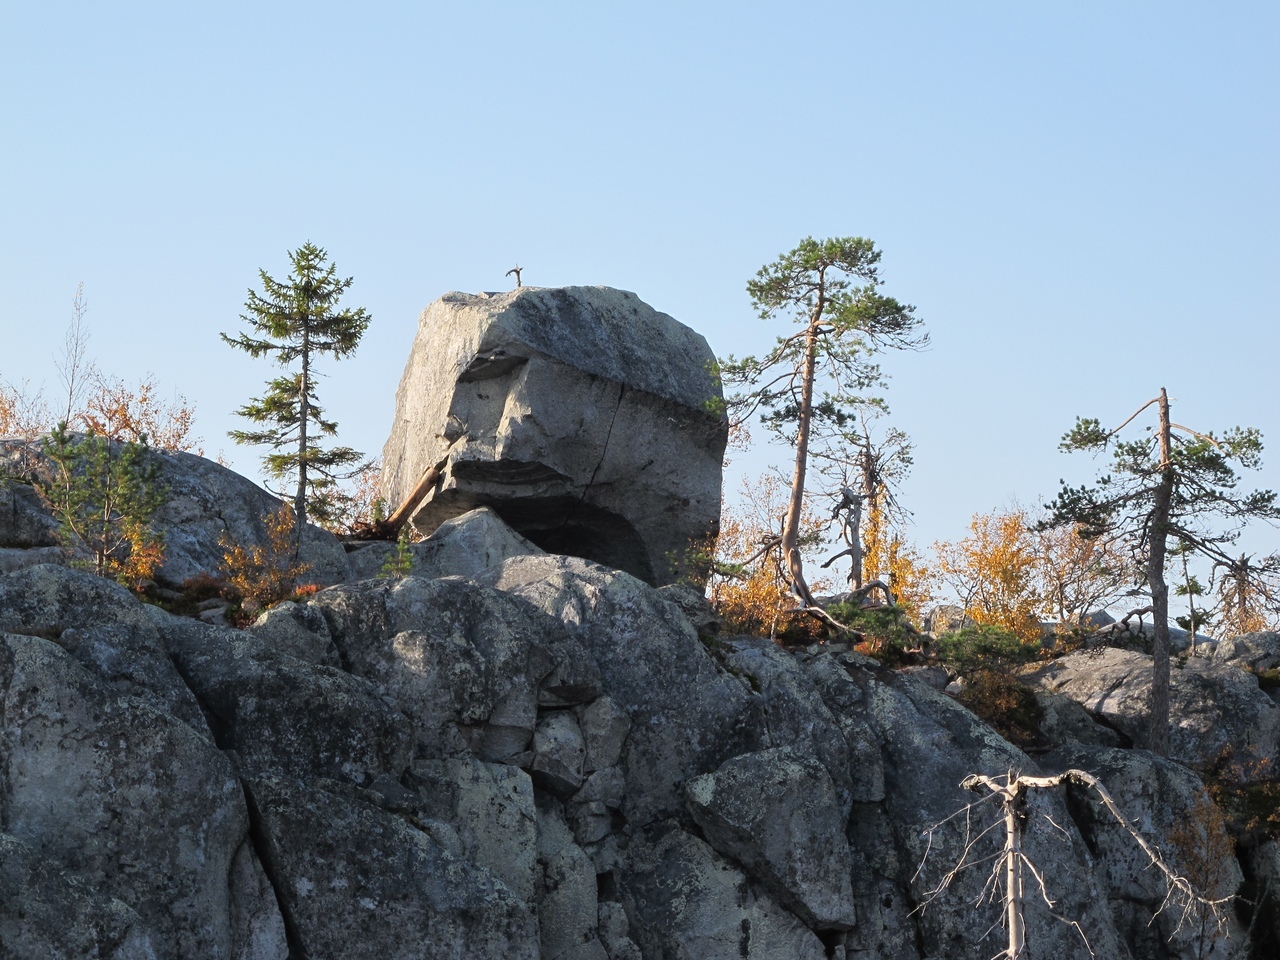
222,242,370,531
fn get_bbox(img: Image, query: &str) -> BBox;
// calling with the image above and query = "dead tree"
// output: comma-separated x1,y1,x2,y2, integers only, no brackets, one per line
917,768,1228,960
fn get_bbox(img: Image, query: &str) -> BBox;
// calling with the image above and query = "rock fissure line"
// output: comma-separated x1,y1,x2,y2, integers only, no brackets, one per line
547,381,626,543
238,777,311,960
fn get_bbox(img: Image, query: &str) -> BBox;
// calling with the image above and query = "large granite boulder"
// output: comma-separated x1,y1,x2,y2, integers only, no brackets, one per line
379,286,727,586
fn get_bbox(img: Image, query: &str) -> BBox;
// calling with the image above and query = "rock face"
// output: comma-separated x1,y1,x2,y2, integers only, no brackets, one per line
1,505,1268,959
345,505,545,581
1021,646,1280,774
379,287,727,586
0,438,351,588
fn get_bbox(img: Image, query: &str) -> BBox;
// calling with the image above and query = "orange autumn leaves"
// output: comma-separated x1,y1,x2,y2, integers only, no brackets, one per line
934,506,1130,644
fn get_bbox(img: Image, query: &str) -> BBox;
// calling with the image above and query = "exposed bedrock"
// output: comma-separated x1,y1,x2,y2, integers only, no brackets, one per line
380,286,728,586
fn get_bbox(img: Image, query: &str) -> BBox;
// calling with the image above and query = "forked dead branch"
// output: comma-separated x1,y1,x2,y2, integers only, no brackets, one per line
916,768,1230,960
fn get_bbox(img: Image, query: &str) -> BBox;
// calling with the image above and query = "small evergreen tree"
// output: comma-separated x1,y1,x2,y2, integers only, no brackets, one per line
378,528,414,579
37,423,166,588
222,242,370,533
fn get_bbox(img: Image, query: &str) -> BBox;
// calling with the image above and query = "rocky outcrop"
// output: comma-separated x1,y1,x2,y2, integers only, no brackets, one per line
345,505,545,581
0,439,351,588
1,527,1265,959
379,287,727,586
1021,646,1280,774
1041,745,1244,959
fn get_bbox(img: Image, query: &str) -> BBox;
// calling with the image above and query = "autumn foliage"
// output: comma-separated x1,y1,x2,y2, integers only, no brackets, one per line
706,474,831,642
1,373,199,453
934,506,1131,644
219,501,314,612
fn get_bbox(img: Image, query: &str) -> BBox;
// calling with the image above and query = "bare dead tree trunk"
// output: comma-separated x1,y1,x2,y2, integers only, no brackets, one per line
924,769,1229,960
1149,387,1174,756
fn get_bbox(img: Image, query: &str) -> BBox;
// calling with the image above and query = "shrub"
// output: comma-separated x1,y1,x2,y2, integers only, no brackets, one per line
936,624,1039,675
220,501,313,615
824,601,920,665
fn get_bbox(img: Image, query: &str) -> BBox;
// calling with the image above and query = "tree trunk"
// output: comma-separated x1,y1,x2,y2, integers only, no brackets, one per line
846,494,864,591
295,319,311,550
1004,785,1026,959
780,298,823,608
1148,387,1174,757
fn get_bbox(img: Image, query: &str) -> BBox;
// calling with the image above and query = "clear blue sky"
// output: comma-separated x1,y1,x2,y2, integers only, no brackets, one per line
3,2,1277,583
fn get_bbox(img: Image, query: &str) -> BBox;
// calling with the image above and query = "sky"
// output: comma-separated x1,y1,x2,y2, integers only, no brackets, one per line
2,2,1278,596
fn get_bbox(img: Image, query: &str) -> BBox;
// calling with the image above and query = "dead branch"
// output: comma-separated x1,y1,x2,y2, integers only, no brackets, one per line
915,769,1229,959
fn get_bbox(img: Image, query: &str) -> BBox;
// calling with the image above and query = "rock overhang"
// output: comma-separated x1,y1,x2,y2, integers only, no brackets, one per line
381,285,727,586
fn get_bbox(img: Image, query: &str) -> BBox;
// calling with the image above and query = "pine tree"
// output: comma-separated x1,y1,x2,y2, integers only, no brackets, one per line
223,242,370,532
1044,388,1279,755
717,237,926,608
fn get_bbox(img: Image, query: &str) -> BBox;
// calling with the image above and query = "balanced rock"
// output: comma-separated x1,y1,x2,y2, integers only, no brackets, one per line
380,286,727,586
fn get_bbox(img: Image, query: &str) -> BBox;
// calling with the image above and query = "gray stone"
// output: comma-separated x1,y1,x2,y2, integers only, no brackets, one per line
620,823,828,960
410,756,540,905
246,776,538,960
580,695,630,773
0,544,63,574
1042,745,1244,960
0,563,208,733
165,624,414,784
477,554,756,825
720,635,856,814
346,506,545,581
685,746,856,930
247,599,341,667
536,796,609,960
597,901,643,960
0,474,60,547
532,710,587,795
1021,646,1280,773
1212,631,1280,671
226,839,290,960
0,833,160,960
1,631,257,959
656,581,724,638
1033,689,1126,749
311,575,596,762
380,286,727,586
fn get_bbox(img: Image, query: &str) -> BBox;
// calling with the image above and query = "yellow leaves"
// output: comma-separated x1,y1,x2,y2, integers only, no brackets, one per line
80,375,200,453
935,509,1043,645
0,373,198,453
935,506,1132,644
220,502,314,611
0,380,53,440
883,535,936,624
707,473,831,642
